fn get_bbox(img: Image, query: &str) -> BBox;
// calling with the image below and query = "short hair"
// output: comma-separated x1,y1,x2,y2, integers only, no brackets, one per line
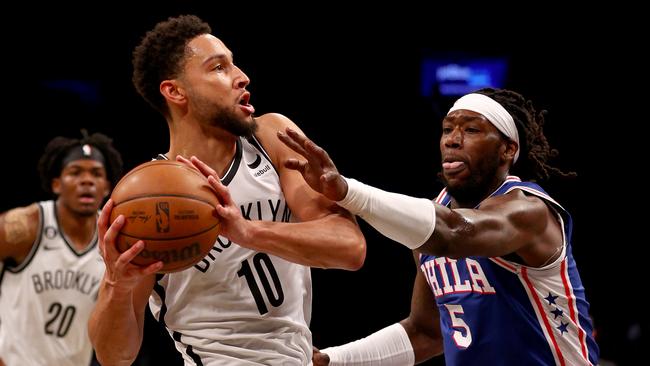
132,14,211,117
474,88,576,181
37,130,124,196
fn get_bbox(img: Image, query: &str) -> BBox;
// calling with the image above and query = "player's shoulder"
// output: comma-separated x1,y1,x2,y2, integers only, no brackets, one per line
255,112,298,131
482,188,542,210
0,202,41,221
0,202,41,254
253,113,302,163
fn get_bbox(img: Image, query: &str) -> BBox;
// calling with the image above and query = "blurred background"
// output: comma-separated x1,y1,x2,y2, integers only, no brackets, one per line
1,3,643,365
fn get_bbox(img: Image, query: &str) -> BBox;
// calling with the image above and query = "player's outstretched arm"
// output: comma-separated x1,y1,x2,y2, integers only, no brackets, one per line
315,253,443,365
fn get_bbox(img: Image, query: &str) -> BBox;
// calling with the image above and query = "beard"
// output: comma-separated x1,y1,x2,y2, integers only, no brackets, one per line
190,92,258,137
441,154,501,207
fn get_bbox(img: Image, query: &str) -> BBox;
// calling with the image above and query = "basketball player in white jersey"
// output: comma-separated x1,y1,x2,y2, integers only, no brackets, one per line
0,131,123,366
89,15,366,366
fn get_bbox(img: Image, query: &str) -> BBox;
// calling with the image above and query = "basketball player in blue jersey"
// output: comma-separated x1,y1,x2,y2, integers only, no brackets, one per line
0,131,123,366
89,15,366,365
279,88,599,365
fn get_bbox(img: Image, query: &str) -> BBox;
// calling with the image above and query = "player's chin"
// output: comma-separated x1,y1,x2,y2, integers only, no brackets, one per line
442,170,470,186
75,200,103,214
241,113,255,124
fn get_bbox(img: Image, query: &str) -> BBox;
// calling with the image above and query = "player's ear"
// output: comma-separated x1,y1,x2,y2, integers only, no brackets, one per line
51,178,61,195
502,140,518,164
160,80,186,105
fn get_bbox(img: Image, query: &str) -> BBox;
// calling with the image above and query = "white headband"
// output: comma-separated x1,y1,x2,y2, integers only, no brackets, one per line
448,93,520,163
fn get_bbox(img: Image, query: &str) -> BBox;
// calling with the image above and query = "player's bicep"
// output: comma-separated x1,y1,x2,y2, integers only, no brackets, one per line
433,191,546,257
0,204,40,261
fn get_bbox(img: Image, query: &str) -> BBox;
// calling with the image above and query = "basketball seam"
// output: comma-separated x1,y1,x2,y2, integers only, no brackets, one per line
114,161,205,190
119,222,220,241
113,194,218,207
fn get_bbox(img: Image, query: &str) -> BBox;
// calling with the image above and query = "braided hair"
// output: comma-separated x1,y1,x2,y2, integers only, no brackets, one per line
474,88,576,181
132,14,211,117
37,130,123,196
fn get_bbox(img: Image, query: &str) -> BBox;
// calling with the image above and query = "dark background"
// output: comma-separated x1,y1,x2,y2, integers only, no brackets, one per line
1,4,643,365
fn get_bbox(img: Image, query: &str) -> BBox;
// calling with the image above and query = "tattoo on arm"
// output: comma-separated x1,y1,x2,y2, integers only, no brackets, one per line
4,207,34,245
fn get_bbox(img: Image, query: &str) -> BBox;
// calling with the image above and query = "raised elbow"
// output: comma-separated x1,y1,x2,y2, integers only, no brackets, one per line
350,240,367,270
342,236,367,271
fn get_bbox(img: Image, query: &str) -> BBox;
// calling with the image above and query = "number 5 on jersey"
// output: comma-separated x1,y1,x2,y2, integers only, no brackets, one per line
444,304,472,348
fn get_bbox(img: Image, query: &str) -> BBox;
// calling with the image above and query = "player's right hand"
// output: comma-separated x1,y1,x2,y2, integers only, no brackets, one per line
175,155,256,248
98,199,162,290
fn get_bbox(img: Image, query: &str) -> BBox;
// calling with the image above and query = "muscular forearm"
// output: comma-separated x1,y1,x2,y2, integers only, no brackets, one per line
89,281,144,365
239,213,366,270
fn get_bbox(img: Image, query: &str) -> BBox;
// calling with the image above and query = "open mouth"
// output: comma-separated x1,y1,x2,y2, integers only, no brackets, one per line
239,92,250,105
442,161,466,174
238,92,255,114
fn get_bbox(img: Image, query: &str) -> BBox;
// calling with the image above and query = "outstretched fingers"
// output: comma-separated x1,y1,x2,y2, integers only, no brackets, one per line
285,128,334,168
304,139,335,168
283,158,307,174
277,128,309,157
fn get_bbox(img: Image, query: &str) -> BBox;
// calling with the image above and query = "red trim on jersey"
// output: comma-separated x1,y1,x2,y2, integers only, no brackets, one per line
522,267,566,366
490,257,517,273
435,188,447,204
560,260,590,363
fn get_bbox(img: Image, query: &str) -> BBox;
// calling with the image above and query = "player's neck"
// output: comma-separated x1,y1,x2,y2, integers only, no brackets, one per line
167,122,239,178
55,200,97,250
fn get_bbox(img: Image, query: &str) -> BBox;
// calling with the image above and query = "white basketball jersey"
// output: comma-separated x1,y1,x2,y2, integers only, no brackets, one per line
0,200,104,366
150,137,313,366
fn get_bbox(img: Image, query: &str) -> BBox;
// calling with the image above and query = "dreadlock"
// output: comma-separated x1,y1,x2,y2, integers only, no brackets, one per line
37,130,124,196
474,88,576,181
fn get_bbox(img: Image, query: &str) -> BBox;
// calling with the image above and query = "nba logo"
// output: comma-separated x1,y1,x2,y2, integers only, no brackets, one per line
156,202,170,233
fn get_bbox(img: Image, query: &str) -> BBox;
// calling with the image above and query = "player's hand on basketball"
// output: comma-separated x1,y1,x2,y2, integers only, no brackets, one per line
277,127,348,201
98,199,163,289
312,347,330,366
176,155,254,246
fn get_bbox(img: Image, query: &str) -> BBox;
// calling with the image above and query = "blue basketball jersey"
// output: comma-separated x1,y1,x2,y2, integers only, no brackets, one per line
419,176,599,365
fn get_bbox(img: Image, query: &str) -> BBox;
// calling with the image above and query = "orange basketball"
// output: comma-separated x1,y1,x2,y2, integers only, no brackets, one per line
109,160,220,273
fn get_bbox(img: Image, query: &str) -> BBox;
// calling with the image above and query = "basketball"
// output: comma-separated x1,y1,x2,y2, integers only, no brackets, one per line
109,160,220,273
